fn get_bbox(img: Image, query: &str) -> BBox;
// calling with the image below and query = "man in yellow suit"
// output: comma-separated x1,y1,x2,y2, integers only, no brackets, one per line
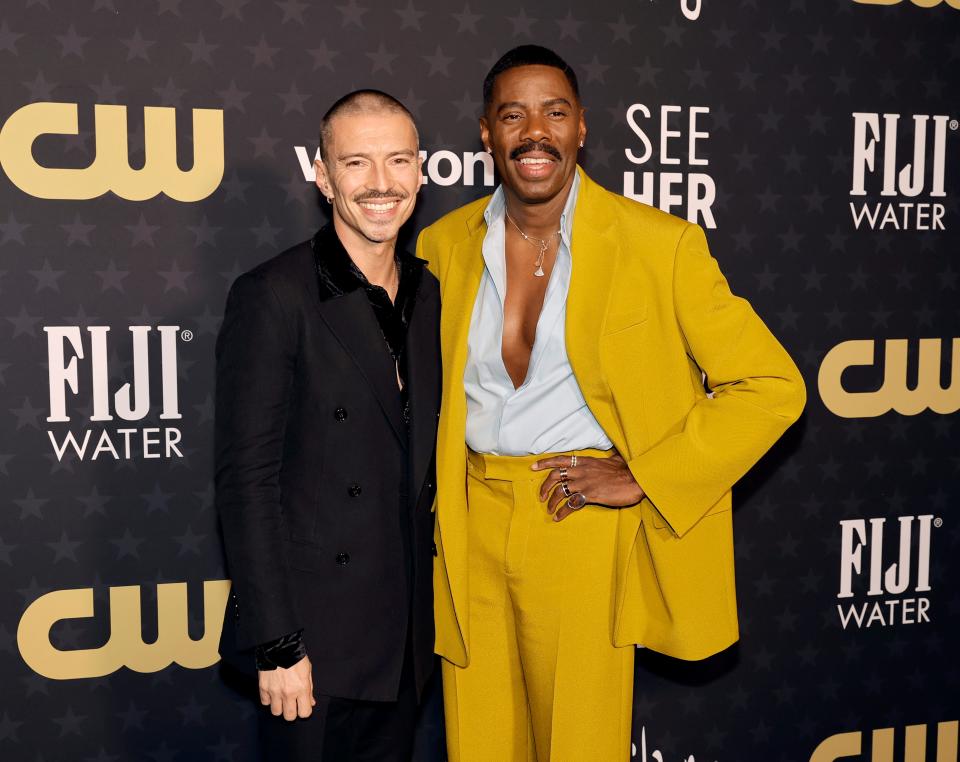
417,45,806,762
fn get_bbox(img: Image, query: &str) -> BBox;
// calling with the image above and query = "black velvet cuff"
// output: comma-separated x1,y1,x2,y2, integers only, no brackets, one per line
255,629,306,671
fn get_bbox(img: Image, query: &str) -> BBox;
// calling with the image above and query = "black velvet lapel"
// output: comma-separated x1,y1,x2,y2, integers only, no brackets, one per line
310,225,417,445
404,279,441,501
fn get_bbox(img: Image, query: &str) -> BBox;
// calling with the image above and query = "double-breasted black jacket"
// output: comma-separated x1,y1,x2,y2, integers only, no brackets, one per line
215,225,441,702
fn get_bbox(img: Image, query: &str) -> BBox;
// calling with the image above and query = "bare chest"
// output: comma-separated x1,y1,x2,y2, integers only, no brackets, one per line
499,237,560,388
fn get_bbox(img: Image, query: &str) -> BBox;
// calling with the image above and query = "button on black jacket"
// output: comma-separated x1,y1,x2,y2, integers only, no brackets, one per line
215,228,440,702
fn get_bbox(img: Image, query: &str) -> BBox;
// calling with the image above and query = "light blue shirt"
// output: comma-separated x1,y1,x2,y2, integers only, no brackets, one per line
464,173,614,455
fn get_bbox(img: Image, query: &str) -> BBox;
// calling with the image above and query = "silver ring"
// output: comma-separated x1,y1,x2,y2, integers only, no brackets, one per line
560,481,572,498
568,492,587,510
559,467,568,482
570,454,578,468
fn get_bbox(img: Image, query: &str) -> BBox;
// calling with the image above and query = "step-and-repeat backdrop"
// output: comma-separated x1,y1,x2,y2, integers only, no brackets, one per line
1,1,957,759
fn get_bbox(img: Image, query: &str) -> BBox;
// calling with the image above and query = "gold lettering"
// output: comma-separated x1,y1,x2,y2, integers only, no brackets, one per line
904,724,926,762
819,339,887,418
872,728,894,762
17,580,230,679
818,338,960,418
915,339,960,414
854,0,960,7
937,722,959,762
0,102,223,201
809,731,861,762
810,723,959,761
16,587,117,680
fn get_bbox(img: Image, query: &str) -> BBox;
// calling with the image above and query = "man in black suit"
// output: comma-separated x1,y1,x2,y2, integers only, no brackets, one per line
215,90,440,761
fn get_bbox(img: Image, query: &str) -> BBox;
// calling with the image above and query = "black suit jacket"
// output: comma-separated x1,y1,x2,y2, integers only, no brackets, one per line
215,227,440,702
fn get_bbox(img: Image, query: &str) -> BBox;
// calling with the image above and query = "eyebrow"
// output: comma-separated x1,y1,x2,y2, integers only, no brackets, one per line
335,149,418,161
496,97,574,114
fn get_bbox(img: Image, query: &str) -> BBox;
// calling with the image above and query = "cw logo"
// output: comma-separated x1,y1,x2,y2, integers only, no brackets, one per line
818,338,959,418
0,102,223,201
810,721,958,761
854,0,960,6
17,580,230,679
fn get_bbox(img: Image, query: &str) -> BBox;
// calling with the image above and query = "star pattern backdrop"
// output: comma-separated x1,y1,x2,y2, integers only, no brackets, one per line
1,0,958,760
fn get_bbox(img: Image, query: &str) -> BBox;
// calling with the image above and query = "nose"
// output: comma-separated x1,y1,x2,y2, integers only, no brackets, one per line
520,112,549,143
369,160,390,192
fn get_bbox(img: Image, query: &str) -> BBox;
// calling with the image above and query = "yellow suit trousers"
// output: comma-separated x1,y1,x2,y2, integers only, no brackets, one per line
442,450,634,762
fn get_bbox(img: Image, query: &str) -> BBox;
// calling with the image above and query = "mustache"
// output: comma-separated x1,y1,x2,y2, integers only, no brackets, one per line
509,142,562,161
352,189,409,202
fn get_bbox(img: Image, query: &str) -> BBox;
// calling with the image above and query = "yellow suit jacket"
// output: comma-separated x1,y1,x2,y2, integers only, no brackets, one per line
417,168,806,665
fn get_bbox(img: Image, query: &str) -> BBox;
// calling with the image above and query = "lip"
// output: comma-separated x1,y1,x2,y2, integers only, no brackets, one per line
356,199,403,217
513,154,559,181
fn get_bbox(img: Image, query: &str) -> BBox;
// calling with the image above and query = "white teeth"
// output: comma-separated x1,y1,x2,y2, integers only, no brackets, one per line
519,157,552,165
359,201,398,211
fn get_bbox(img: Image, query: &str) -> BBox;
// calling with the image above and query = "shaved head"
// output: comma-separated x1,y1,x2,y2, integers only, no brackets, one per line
319,89,418,164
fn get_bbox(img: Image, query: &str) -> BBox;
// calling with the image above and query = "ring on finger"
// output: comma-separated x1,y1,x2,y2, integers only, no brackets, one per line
559,467,568,482
568,492,586,510
560,481,572,498
570,454,578,468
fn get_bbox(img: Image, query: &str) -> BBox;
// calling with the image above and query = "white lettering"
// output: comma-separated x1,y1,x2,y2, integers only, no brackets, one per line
426,150,461,187
114,326,151,421
47,429,92,461
688,107,709,166
165,428,183,458
296,146,494,187
850,111,951,230
158,325,181,420
463,151,494,186
142,428,161,459
90,430,120,460
625,104,653,165
660,106,682,166
838,519,866,599
44,327,84,423
89,326,112,421
45,428,184,461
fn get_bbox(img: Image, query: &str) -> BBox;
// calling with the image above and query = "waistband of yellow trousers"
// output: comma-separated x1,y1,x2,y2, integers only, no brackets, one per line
466,447,614,482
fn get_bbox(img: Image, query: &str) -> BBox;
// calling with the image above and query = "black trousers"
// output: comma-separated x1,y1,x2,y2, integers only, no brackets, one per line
256,641,419,762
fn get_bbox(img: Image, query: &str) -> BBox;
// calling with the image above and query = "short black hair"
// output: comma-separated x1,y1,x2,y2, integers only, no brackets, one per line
318,89,417,162
482,45,580,110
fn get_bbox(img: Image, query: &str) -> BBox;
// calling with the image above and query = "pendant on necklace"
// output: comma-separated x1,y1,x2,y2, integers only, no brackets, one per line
506,212,556,278
534,243,546,277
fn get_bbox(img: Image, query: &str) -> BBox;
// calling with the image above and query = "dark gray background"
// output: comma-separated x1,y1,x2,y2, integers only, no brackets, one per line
1,0,958,760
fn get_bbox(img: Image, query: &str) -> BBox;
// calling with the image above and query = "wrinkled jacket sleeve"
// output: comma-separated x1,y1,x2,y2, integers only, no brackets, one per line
627,224,806,538
215,271,301,648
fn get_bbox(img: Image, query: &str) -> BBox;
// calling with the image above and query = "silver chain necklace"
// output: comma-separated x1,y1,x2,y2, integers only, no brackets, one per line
505,212,561,277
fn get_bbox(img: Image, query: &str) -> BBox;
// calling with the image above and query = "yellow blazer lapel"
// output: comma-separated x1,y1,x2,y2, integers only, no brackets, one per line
439,208,486,407
566,168,626,454
435,206,486,660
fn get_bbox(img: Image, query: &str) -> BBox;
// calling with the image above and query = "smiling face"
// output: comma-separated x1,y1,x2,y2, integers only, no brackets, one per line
315,110,422,249
480,64,586,207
